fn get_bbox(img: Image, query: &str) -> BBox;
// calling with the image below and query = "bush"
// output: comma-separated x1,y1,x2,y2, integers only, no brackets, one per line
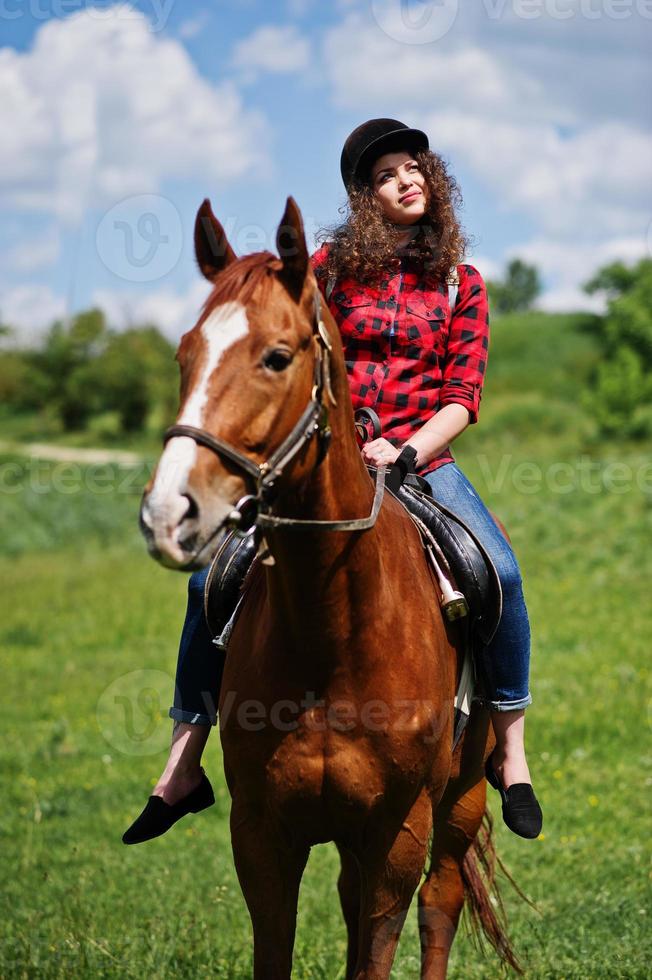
1,311,177,436
487,258,542,314
582,345,652,438
92,327,178,433
0,352,31,408
582,258,652,439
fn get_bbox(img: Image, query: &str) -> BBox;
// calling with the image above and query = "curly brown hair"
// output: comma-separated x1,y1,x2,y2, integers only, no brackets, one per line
315,148,471,288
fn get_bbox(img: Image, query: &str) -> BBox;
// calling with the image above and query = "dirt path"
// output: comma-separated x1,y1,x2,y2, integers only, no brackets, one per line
0,441,144,466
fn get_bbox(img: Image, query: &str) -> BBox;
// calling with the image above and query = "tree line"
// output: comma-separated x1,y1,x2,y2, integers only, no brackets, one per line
1,257,650,441
0,309,178,437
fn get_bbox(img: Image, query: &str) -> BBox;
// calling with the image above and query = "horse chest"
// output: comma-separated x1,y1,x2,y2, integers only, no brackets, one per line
264,721,430,843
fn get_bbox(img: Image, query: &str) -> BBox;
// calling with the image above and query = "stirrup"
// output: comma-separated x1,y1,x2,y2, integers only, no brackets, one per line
442,592,469,622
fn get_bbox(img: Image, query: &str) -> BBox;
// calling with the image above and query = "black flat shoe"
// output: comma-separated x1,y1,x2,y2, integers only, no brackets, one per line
122,770,215,845
485,753,543,840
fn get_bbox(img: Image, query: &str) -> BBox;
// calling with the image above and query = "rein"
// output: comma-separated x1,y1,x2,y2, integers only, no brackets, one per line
163,288,387,533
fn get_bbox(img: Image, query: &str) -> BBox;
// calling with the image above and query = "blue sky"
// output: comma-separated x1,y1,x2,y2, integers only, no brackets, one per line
1,0,651,339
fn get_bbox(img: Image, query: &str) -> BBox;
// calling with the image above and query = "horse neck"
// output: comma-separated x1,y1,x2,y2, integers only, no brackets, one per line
262,360,385,660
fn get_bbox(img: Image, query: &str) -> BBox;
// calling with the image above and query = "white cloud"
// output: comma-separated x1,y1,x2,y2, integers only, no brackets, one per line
230,24,312,82
0,6,270,222
465,253,503,283
3,232,61,272
422,111,652,240
321,10,652,302
92,279,212,340
516,235,650,311
285,0,315,14
321,14,652,237
178,14,210,40
0,284,67,338
0,277,212,343
323,14,551,122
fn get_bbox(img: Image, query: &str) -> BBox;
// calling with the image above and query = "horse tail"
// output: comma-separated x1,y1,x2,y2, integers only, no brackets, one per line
461,807,530,974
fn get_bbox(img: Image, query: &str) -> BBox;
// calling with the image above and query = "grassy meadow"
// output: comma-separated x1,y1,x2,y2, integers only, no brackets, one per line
1,311,651,978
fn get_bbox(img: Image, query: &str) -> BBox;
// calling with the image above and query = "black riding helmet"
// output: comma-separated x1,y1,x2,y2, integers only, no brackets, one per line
340,118,429,192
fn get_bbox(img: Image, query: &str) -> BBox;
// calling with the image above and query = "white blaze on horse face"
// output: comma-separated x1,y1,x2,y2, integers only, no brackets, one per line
145,301,250,537
179,301,250,432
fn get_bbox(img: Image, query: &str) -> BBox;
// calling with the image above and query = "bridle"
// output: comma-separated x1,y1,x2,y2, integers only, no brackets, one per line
163,288,386,533
163,290,386,534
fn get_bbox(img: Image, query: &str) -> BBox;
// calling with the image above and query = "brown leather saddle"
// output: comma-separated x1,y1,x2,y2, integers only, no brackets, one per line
203,468,502,651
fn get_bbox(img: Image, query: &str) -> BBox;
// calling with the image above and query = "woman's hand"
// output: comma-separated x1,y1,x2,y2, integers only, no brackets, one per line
361,438,401,467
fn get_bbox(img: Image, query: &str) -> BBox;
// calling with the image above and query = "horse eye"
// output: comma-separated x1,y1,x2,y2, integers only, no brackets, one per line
262,349,292,372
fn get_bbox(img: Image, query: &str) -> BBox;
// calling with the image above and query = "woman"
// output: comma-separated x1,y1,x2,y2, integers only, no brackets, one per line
123,118,542,845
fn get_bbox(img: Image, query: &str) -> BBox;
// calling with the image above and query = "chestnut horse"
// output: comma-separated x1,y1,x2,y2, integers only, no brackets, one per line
141,197,519,978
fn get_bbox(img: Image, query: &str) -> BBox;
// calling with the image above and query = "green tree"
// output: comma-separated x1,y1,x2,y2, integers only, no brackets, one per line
487,258,542,314
584,258,652,364
28,309,109,429
581,258,652,439
584,261,642,298
89,326,177,433
0,351,31,408
2,309,177,436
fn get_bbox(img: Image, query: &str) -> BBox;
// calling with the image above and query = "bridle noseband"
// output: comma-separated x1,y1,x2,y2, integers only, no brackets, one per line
163,288,386,534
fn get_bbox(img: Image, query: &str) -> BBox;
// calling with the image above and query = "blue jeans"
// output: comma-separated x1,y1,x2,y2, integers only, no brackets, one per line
169,462,532,725
424,462,532,711
169,566,222,726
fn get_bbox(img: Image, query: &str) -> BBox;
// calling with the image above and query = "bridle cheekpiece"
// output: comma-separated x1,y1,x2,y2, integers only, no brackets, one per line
162,288,386,534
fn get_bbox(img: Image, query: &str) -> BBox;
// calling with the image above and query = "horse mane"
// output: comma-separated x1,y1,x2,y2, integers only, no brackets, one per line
199,251,284,325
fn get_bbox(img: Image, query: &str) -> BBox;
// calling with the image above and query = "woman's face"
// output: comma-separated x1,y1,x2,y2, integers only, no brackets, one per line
369,150,428,225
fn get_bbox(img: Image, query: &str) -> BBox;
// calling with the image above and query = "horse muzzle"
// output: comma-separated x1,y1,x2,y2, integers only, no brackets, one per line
139,486,238,570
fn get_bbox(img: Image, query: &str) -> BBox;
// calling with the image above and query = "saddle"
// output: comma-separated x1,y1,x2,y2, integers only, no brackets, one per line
204,469,502,649
203,526,260,640
203,468,503,746
391,475,502,646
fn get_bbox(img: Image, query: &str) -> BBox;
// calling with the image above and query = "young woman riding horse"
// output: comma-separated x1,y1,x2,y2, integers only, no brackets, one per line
124,119,542,843
128,118,542,977
125,119,542,844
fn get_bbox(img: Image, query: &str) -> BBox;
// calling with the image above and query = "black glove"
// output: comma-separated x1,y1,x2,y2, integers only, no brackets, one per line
386,444,418,493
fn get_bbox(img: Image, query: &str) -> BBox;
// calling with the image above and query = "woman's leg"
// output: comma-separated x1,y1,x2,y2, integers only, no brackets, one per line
489,708,529,785
424,462,533,789
153,723,211,805
154,565,224,804
123,566,225,842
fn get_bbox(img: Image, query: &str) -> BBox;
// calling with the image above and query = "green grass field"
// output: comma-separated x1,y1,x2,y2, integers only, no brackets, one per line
1,312,651,977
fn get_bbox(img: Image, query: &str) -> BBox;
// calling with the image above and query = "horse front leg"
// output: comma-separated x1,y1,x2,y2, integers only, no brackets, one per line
230,799,309,980
336,843,362,979
353,790,432,980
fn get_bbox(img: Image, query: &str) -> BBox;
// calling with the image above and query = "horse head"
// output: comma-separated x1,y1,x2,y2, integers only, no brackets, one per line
140,196,341,569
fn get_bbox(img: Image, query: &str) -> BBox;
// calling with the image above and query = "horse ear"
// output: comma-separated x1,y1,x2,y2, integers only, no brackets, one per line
194,198,237,282
276,196,309,302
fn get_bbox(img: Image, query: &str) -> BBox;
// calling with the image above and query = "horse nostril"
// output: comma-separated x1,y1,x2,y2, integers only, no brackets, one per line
140,501,153,531
182,493,199,522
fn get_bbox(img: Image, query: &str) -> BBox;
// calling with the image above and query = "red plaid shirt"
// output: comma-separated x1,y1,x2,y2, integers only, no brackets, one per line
310,244,490,477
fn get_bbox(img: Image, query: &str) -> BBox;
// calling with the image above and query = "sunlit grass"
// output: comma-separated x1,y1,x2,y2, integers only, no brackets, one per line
1,310,651,976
